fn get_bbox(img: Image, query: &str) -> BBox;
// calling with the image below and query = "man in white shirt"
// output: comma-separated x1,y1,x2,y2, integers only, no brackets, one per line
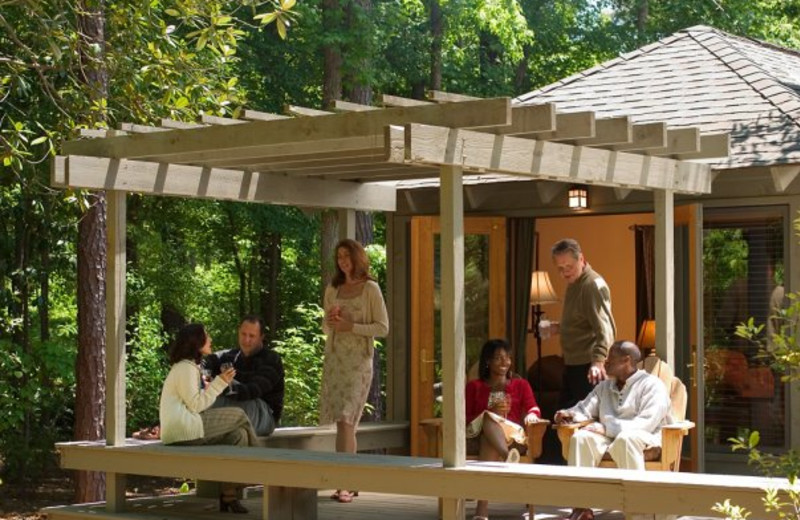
554,340,670,520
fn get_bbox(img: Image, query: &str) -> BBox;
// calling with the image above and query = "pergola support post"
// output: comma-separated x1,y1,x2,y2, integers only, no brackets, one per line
439,164,466,520
654,189,675,366
105,189,127,511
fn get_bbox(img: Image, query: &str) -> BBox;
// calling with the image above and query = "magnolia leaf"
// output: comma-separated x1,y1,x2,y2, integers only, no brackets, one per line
175,96,189,109
277,20,287,39
256,12,278,25
281,0,297,11
165,8,180,17
31,136,48,146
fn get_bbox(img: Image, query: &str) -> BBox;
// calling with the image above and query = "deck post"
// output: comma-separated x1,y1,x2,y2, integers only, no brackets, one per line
105,189,127,510
439,163,466,519
654,189,675,366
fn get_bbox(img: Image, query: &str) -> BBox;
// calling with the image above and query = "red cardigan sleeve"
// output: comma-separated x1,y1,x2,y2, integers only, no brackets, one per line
510,378,541,424
465,380,488,424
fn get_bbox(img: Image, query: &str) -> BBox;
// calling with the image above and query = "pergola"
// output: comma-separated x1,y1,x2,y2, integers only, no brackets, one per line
54,92,727,519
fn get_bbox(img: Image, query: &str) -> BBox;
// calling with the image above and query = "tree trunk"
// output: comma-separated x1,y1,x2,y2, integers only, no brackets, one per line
636,0,648,43
320,211,339,294
428,0,443,91
344,0,373,106
356,212,374,246
224,206,247,317
514,45,531,94
322,0,343,109
74,192,107,503
74,0,108,503
260,232,281,345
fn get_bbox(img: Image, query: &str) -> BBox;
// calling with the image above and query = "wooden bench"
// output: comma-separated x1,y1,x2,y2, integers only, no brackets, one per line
196,421,409,497
52,436,791,520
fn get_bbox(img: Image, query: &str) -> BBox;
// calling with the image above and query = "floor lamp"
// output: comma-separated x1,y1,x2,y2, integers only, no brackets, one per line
529,271,558,389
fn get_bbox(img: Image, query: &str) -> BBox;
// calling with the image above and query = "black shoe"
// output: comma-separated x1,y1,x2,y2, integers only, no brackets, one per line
220,495,249,514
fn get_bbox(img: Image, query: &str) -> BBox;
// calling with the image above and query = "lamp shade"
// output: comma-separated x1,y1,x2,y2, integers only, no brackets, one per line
530,271,558,305
637,319,656,351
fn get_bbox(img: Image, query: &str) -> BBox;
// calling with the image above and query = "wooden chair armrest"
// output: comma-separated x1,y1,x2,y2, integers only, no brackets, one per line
525,419,550,461
662,421,695,433
552,420,593,461
552,419,594,431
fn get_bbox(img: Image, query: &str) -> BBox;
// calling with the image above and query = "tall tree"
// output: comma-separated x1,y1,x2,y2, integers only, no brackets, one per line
73,0,109,502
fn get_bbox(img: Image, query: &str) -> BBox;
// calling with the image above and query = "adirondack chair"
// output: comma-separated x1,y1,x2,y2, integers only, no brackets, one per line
554,355,694,472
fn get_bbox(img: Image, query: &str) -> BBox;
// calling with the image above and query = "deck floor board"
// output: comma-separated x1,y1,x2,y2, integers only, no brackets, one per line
44,488,716,520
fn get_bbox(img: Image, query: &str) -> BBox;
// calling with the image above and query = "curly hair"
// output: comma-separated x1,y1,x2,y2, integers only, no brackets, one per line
478,338,514,381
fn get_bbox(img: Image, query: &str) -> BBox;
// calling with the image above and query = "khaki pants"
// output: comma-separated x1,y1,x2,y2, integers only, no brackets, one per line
568,429,660,470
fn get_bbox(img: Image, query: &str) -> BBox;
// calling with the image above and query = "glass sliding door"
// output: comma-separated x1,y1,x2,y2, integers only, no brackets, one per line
703,206,788,473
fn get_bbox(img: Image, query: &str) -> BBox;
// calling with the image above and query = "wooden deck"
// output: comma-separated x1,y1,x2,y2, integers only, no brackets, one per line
44,488,688,520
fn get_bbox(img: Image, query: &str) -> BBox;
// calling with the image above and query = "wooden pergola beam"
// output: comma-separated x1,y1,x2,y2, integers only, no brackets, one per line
334,99,379,112
613,122,667,151
571,117,631,146
675,133,730,160
391,124,712,194
648,128,701,156
62,98,512,160
54,155,397,211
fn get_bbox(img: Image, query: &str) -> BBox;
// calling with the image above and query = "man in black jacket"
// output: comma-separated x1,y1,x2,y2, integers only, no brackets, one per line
208,315,285,436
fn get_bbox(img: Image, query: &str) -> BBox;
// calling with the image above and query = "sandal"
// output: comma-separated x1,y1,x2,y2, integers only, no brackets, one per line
133,425,160,440
337,490,356,503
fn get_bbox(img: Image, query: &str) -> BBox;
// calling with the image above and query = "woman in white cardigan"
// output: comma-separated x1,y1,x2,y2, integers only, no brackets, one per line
319,238,389,503
160,323,258,514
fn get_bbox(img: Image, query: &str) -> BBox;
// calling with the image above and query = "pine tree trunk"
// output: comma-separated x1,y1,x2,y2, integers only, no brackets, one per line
428,0,443,91
322,0,343,109
74,0,108,503
75,191,107,503
344,0,373,106
320,211,339,294
260,232,281,345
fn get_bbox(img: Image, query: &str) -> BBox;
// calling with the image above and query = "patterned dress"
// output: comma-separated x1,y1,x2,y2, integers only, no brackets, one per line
319,281,388,426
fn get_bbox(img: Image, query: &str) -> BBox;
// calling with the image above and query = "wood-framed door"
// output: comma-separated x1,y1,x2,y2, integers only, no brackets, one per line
410,216,507,456
675,202,703,472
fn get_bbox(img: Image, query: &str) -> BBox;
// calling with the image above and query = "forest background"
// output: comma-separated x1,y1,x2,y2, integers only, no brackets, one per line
2,0,800,509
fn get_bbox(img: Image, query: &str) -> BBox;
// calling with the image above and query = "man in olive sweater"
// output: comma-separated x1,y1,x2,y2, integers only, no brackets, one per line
552,238,616,410
208,315,285,436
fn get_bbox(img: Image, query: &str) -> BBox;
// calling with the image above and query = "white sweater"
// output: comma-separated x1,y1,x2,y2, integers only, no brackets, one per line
566,369,670,443
159,359,229,444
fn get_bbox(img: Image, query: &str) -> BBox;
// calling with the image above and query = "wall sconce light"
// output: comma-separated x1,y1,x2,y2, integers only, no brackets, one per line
568,185,589,210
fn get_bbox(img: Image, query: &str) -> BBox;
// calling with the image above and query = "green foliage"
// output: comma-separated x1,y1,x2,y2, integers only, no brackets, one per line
272,303,326,426
125,305,170,431
0,337,76,483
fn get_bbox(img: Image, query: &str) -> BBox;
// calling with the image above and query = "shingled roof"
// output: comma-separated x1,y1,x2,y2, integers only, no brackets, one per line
517,25,800,169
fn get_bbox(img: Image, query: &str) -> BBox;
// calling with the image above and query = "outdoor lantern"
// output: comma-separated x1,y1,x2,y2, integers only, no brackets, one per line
568,185,589,210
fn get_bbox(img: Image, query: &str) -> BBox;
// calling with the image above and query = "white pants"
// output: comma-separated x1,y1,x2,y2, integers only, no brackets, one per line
568,429,660,470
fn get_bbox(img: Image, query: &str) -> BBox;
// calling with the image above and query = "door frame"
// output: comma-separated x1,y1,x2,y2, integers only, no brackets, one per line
409,216,506,456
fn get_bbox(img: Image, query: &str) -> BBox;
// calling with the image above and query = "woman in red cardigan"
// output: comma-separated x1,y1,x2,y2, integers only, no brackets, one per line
465,338,541,520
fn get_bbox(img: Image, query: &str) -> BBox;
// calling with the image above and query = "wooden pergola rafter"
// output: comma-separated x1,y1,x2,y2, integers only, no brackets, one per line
54,92,729,520
56,93,728,207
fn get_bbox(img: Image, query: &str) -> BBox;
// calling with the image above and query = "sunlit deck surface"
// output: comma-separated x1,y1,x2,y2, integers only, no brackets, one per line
45,488,714,520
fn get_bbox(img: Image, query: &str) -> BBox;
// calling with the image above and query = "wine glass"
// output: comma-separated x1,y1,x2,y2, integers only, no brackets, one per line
488,388,509,419
220,362,237,395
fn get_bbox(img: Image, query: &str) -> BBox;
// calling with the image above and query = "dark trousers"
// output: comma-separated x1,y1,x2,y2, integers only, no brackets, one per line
559,363,594,411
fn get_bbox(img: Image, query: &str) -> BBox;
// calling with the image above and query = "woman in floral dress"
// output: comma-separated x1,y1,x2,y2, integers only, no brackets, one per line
319,238,389,503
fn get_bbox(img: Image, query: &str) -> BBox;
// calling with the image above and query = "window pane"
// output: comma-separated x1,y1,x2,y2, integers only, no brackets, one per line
703,207,786,452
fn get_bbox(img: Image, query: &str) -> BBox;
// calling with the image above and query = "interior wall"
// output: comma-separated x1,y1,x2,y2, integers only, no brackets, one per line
531,212,654,366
